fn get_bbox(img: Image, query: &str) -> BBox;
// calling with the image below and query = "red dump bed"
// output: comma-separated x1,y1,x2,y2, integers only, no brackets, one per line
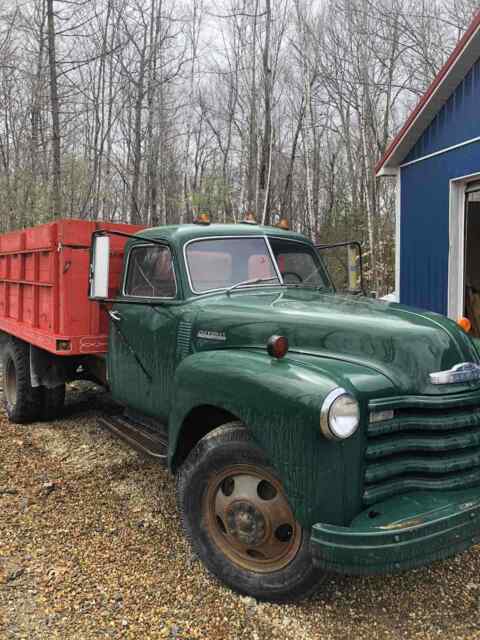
0,219,144,356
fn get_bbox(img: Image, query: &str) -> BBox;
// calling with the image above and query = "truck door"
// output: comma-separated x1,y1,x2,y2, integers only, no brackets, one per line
107,242,180,421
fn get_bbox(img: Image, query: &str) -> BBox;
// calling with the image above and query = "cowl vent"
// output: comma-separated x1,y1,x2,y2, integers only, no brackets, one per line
176,321,193,361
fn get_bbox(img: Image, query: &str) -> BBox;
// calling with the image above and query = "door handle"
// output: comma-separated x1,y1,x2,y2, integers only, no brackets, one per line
109,310,122,322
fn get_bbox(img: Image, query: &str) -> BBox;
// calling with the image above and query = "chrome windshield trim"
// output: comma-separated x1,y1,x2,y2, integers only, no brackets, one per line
183,235,284,295
265,235,284,283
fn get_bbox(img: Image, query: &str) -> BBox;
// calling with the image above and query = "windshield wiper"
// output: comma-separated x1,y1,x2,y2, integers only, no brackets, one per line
226,277,280,296
285,282,332,292
281,282,332,291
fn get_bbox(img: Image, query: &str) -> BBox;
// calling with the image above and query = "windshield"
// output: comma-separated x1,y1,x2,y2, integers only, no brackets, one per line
185,236,330,294
186,237,280,293
268,237,329,289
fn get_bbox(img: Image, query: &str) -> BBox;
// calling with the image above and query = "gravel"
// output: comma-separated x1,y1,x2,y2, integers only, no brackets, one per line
1,382,480,639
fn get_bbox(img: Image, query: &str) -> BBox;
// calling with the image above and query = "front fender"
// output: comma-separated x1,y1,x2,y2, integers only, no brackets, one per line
169,349,393,528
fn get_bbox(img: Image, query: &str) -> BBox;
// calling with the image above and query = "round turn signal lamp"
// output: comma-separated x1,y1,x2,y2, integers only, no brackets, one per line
267,335,289,359
457,317,472,333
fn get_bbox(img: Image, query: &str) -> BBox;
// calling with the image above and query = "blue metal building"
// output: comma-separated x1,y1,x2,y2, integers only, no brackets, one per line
376,12,480,329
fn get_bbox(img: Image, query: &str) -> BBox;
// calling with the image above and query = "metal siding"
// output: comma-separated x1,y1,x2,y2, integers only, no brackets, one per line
405,57,480,163
400,141,480,314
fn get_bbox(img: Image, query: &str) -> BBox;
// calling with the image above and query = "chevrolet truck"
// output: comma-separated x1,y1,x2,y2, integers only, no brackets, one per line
2,217,480,602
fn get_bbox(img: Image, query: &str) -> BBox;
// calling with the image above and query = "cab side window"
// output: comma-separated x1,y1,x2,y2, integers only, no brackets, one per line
124,245,176,298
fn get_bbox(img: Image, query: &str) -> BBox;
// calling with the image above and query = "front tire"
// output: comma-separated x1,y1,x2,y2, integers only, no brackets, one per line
2,339,43,423
176,422,323,602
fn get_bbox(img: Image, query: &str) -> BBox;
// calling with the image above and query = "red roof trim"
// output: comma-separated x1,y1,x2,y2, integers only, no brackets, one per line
376,10,480,174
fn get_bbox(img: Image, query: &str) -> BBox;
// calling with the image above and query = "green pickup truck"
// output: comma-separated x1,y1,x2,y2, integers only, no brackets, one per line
5,219,480,601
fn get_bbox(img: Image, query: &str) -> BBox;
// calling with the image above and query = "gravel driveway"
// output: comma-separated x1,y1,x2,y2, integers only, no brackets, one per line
1,382,480,639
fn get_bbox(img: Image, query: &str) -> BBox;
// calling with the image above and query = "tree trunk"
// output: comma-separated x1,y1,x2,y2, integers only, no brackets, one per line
130,34,147,224
259,0,272,225
47,0,62,216
246,0,259,213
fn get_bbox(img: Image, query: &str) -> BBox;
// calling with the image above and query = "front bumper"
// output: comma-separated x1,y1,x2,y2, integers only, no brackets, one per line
311,487,480,575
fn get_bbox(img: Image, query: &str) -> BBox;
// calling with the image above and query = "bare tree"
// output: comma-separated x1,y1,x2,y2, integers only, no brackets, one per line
46,0,62,216
0,0,475,293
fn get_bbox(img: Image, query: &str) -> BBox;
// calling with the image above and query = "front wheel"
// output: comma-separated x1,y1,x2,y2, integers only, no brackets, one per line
176,422,323,601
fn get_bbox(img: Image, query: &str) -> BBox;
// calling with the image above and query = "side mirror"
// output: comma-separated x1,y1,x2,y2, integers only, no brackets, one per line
347,244,362,292
89,234,110,299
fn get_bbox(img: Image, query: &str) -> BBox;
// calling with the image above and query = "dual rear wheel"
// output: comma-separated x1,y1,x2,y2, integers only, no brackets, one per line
2,339,65,423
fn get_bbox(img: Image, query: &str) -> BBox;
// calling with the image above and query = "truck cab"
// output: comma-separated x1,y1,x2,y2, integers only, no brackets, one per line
4,218,480,601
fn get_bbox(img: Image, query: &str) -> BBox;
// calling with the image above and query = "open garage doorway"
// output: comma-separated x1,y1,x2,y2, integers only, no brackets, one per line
464,181,480,335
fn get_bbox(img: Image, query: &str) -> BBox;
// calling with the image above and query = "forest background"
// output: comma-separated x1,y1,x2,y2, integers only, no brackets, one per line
0,0,478,294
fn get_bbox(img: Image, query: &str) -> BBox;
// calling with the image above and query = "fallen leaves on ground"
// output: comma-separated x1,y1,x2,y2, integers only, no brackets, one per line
1,383,480,639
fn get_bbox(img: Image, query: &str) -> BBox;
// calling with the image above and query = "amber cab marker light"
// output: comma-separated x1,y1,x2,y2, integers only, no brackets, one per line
242,212,257,225
276,218,290,230
194,212,211,225
267,335,289,359
458,317,472,333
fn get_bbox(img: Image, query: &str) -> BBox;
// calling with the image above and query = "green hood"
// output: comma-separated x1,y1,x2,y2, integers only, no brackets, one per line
191,288,480,396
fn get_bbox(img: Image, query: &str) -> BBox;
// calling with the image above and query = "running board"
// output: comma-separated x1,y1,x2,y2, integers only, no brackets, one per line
99,413,168,462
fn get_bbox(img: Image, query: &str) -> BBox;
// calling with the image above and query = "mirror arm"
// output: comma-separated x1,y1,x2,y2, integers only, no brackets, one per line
93,229,167,247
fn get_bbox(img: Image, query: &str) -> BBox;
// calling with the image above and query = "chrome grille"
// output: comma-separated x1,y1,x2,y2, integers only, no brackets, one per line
363,403,480,506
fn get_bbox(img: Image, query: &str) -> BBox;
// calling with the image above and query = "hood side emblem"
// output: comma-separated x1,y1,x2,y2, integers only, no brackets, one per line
429,362,480,385
197,330,226,342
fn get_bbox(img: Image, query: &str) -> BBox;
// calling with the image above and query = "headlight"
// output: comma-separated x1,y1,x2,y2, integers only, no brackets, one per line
320,389,360,440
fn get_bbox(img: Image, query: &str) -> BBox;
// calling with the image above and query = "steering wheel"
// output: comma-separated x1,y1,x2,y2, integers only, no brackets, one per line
281,271,303,284
129,261,156,296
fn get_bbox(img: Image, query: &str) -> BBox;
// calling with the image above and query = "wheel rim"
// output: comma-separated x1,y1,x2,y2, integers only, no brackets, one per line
4,357,17,407
204,464,302,573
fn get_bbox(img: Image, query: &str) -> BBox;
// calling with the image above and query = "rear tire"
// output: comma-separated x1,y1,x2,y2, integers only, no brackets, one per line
2,339,43,423
176,422,323,602
41,384,65,421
